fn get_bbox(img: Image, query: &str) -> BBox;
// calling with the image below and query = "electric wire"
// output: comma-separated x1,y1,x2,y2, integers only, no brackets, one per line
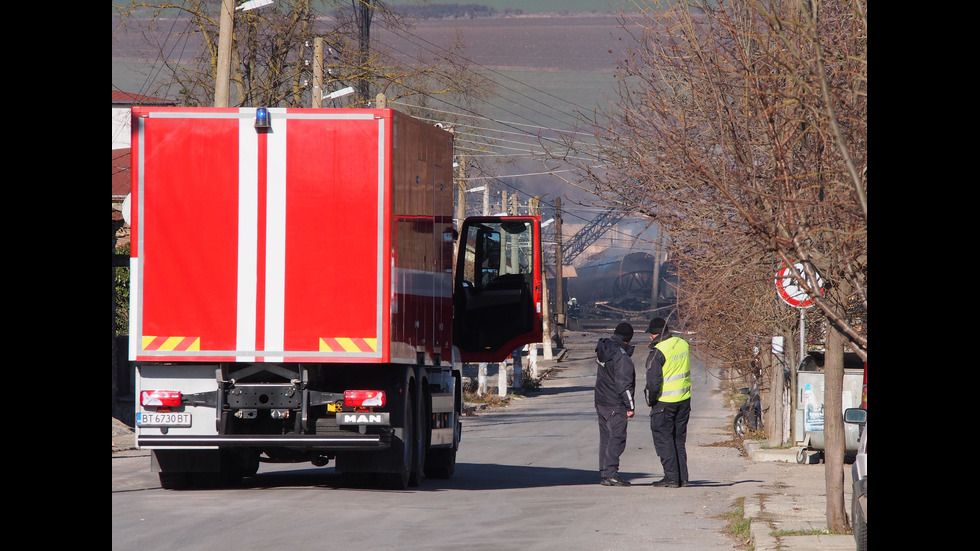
112,3,646,247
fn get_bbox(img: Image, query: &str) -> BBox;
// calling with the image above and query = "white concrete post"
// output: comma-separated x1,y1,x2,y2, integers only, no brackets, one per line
478,363,487,397
497,362,507,397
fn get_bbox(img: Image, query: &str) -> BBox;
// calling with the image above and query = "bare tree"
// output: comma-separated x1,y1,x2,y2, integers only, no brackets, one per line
113,0,494,111
114,1,319,106
349,0,380,103
574,0,866,531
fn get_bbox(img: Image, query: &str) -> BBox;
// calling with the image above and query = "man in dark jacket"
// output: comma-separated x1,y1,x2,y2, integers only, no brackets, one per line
644,317,692,488
594,322,636,487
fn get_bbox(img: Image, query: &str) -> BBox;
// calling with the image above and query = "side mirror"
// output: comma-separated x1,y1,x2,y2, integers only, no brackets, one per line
844,407,867,425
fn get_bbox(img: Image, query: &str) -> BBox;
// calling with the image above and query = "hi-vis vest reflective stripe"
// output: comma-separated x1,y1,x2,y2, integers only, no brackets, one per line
654,337,691,402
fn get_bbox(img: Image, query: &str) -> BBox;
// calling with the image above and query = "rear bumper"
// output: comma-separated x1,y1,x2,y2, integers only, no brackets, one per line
138,433,390,450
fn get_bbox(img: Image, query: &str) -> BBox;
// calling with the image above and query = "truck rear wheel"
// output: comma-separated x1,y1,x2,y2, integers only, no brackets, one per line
155,450,256,489
382,390,415,490
424,446,456,479
158,471,192,490
409,387,429,487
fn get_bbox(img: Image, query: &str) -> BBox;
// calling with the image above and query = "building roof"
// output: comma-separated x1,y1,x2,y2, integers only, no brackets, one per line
112,90,174,106
114,90,170,243
113,90,174,205
112,149,130,200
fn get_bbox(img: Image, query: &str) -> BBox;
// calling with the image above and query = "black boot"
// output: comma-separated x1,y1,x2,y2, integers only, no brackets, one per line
600,476,631,487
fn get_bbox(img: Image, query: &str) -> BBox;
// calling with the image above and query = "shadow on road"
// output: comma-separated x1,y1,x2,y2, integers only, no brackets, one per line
198,463,765,493
449,462,598,489
527,384,595,396
225,462,600,491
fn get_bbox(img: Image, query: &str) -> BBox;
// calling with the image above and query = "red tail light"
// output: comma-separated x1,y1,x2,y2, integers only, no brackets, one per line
344,390,386,407
141,390,182,408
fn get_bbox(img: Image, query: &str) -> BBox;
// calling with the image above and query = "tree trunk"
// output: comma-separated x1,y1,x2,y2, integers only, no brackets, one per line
823,324,847,531
353,0,373,103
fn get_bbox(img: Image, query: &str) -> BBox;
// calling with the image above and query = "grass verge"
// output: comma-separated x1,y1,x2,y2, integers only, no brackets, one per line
721,498,753,549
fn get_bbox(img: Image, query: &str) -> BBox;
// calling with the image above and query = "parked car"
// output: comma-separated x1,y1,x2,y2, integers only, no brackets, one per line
844,405,867,551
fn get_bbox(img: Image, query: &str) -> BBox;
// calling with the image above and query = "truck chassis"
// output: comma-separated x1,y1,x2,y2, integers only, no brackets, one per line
138,360,461,490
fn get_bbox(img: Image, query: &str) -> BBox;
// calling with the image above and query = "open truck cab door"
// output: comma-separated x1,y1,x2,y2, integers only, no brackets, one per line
453,216,544,363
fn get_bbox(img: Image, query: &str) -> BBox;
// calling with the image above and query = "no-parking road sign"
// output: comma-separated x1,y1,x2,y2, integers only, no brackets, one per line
775,262,823,308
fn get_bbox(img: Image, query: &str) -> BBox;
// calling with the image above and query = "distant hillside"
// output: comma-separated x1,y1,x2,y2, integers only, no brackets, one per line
385,0,622,16
394,3,519,19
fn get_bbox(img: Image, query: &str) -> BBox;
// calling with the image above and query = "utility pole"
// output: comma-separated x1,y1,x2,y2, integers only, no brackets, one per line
312,37,323,108
214,0,235,107
527,196,540,378
537,197,552,360
214,0,272,107
483,182,490,216
456,155,467,230
455,155,486,397
554,197,565,349
509,193,519,268
498,193,520,396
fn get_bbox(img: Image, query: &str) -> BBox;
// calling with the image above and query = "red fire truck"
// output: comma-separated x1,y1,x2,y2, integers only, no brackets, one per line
129,107,543,489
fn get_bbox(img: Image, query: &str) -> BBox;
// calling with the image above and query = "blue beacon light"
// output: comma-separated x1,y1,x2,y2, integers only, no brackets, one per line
255,107,271,129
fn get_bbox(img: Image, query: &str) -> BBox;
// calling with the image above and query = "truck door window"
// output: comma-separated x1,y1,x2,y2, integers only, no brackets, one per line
454,218,542,362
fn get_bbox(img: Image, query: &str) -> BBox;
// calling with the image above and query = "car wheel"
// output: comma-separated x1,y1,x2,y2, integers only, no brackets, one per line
852,492,867,551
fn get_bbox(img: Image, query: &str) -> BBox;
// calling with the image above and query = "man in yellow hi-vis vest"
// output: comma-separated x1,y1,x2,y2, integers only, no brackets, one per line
644,317,692,487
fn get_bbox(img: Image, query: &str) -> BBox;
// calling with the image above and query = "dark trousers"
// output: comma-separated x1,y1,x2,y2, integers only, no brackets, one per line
596,404,629,479
650,398,691,484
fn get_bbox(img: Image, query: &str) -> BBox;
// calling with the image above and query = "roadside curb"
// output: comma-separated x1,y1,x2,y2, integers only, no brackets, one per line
749,520,779,551
741,440,856,551
743,439,799,463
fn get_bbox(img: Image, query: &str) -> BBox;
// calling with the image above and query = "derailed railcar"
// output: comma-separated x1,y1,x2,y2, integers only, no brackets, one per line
567,251,677,314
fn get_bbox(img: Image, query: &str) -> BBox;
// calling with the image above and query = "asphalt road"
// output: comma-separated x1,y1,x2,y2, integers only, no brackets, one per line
112,328,749,551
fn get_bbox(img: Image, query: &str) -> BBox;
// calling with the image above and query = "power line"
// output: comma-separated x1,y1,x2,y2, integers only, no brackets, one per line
375,23,593,127
113,6,637,238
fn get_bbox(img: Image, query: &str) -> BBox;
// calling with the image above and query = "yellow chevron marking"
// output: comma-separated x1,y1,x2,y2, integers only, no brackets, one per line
141,336,201,351
319,337,378,353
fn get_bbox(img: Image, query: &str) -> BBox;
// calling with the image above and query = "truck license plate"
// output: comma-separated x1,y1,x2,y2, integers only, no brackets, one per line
137,412,192,428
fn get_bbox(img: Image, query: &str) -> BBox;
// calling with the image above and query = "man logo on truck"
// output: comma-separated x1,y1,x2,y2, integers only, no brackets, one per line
339,413,386,425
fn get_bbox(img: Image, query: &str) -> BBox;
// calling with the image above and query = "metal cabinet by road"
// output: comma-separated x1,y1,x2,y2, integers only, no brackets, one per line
795,367,865,456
